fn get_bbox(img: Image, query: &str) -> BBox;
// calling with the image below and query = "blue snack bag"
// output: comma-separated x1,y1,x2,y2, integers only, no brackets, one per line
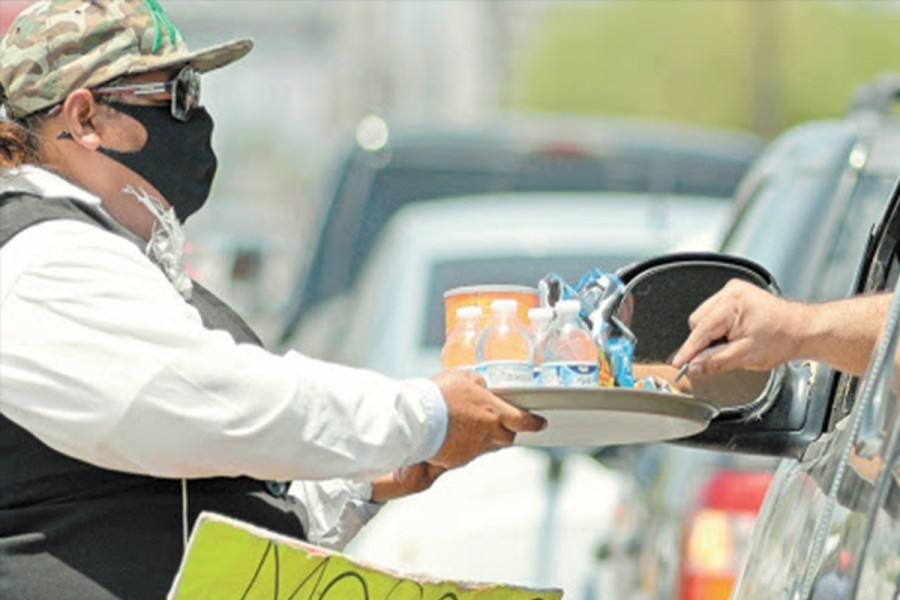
605,336,635,388
585,270,636,389
575,268,632,341
539,268,638,388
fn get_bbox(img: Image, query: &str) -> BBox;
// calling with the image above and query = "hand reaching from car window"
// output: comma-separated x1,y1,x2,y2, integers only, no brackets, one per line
673,279,891,378
427,370,546,470
672,280,802,376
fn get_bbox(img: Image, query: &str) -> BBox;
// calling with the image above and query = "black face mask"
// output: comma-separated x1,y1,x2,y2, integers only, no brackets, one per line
99,103,217,223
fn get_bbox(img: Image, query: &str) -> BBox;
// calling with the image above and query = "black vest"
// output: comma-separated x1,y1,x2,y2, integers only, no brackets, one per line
0,193,306,599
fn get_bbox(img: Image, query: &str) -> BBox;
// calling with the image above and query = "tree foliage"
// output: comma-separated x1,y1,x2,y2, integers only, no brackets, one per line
511,0,900,137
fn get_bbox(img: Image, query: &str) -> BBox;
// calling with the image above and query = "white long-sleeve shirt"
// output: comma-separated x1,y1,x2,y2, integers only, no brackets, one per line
0,166,448,549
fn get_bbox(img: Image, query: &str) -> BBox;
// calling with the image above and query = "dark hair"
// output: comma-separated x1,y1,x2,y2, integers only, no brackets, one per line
0,85,44,168
0,119,38,168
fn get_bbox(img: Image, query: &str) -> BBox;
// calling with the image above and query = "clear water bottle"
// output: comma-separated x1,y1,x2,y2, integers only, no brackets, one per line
441,305,483,370
539,299,599,387
528,306,555,385
476,299,535,388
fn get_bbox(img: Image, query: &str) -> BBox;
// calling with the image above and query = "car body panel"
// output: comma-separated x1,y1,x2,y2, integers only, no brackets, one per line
734,286,900,600
733,169,900,599
631,75,900,600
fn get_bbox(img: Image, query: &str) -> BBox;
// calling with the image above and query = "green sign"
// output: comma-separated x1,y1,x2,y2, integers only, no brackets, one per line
169,512,563,600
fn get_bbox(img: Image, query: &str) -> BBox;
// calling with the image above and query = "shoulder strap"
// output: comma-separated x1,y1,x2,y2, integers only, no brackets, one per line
189,282,264,346
0,191,135,249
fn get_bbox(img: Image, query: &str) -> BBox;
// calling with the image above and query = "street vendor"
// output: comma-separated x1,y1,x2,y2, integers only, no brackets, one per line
0,1,545,598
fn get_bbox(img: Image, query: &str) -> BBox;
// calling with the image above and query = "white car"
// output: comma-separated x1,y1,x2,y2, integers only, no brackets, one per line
290,191,731,377
285,191,731,597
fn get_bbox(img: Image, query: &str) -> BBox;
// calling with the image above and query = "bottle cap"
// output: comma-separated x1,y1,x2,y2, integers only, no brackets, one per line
490,299,518,314
555,299,581,315
528,307,554,322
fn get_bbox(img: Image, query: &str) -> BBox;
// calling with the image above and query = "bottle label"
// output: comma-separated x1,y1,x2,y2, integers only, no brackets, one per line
478,361,534,388
540,361,599,387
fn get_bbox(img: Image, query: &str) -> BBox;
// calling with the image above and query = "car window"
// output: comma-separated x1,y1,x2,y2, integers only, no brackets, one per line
722,173,834,299
828,190,900,430
512,151,748,198
350,166,508,281
813,173,900,301
310,163,505,309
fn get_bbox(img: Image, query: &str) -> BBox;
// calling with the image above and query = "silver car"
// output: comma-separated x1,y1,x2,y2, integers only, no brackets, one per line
614,174,900,598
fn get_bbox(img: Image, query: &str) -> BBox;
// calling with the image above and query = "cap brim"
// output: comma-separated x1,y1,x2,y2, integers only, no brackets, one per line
186,38,254,73
125,38,254,79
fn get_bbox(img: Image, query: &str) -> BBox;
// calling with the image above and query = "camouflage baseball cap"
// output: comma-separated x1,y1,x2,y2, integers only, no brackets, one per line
0,0,252,119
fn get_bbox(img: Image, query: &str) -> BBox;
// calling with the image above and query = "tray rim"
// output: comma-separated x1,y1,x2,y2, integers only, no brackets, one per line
491,386,720,423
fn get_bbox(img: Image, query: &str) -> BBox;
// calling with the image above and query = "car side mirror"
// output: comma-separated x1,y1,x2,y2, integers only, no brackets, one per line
614,253,817,458
616,252,784,417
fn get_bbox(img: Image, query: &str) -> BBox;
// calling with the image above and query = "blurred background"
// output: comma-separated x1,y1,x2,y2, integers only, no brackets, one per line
3,1,900,599
6,0,896,340
173,0,900,341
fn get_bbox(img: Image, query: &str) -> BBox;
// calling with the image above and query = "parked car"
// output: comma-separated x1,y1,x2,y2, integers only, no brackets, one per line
612,165,900,597
277,116,763,346
620,72,900,600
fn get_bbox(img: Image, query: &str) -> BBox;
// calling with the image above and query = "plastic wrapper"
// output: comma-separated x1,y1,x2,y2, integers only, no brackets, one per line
605,336,635,388
634,376,679,395
537,272,579,308
634,376,659,392
597,348,616,388
538,269,638,388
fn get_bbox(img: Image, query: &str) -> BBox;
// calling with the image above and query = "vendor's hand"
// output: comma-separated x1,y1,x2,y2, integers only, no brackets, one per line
370,462,446,503
672,279,802,377
428,370,546,469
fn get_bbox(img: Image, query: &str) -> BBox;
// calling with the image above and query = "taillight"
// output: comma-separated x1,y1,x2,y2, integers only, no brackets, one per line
676,470,773,600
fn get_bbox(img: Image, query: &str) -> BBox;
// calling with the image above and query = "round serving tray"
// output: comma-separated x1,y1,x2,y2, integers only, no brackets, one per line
492,386,719,447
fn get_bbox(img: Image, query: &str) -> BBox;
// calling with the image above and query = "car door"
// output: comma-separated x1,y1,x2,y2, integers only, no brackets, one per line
732,268,900,600
849,364,900,599
610,174,900,598
727,178,900,599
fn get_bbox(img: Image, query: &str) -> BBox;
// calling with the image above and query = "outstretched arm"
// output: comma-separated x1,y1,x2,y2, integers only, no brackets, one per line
672,279,891,377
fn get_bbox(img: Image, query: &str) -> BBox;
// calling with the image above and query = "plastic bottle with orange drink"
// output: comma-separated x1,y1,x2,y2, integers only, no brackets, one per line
440,305,483,370
475,299,535,388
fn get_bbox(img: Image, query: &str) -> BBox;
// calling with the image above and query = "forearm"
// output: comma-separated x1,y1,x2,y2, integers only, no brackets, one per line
0,221,448,481
3,337,447,481
794,293,891,376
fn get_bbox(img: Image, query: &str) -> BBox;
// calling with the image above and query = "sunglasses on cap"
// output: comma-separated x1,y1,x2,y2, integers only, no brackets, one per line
91,65,201,122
